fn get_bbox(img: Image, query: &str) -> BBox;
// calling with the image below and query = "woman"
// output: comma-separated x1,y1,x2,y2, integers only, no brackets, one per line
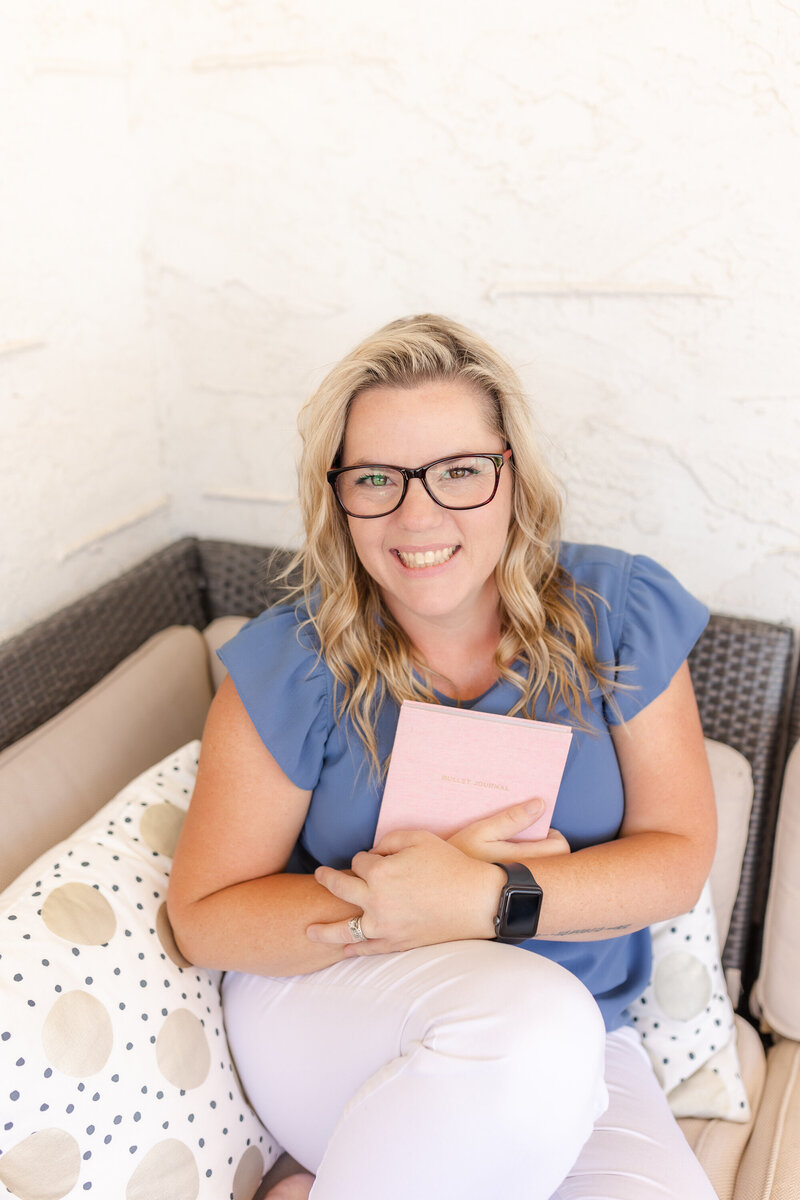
168,314,718,1199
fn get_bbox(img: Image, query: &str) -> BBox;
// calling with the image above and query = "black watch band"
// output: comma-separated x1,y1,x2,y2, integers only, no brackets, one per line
492,862,543,944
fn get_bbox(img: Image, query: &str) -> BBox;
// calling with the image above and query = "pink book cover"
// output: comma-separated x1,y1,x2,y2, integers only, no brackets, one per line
373,700,573,846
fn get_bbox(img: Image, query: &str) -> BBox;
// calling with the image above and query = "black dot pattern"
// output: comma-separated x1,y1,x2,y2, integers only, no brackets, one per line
0,743,276,1196
627,881,749,1119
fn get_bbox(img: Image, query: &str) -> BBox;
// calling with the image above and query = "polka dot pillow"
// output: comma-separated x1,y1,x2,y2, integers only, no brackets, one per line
0,741,278,1200
630,880,751,1122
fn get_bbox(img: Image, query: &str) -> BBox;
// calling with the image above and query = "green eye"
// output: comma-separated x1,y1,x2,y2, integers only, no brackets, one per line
356,472,390,488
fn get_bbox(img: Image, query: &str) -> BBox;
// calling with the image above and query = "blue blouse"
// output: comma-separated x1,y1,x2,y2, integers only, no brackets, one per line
219,542,709,1031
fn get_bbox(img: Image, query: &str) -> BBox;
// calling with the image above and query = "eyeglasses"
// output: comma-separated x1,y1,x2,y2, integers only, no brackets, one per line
327,449,512,519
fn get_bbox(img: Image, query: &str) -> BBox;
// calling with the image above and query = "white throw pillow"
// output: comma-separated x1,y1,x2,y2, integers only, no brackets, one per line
630,880,751,1121
0,742,278,1200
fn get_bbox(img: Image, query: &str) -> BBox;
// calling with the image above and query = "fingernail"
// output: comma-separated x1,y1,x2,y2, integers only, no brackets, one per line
525,798,545,815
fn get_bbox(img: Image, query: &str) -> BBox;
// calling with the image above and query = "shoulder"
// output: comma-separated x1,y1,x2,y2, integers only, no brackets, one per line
557,541,633,594
215,598,334,790
220,597,323,669
555,542,634,637
217,597,332,710
556,543,709,720
556,541,708,655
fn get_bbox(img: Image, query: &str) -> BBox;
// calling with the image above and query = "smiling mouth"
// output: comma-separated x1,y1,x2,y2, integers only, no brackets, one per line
394,546,459,569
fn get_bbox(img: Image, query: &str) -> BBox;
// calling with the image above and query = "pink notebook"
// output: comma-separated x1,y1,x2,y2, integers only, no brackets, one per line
373,700,573,846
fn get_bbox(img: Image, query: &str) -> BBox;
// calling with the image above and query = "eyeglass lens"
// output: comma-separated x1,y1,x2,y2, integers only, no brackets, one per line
334,455,500,517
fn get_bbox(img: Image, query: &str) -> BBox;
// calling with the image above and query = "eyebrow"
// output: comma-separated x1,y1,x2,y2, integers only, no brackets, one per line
341,450,497,468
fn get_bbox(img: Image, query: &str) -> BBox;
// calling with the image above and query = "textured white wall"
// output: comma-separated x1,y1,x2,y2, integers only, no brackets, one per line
2,0,799,641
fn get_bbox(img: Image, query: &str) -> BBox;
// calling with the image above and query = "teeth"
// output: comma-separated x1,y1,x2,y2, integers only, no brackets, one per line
397,546,457,569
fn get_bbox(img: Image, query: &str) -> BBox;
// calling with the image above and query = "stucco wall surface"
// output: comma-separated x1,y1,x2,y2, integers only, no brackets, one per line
1,0,799,640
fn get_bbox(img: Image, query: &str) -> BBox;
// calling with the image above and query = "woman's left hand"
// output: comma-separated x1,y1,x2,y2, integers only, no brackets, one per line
447,799,571,863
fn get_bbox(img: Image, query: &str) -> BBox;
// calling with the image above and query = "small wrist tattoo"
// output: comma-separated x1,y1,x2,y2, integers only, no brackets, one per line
549,922,633,937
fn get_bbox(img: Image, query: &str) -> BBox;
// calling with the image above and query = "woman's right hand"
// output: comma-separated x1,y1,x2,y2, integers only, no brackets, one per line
307,830,506,954
307,800,571,957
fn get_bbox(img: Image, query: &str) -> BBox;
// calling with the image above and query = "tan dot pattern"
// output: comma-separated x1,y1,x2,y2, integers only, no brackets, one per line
653,950,712,1021
0,742,273,1198
0,1129,81,1199
126,1139,200,1200
41,881,116,945
42,990,114,1076
233,1146,266,1200
669,1063,729,1114
631,880,749,1117
156,1009,212,1090
140,801,185,857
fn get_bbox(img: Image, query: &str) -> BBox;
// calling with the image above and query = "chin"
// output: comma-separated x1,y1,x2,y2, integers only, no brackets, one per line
386,582,484,625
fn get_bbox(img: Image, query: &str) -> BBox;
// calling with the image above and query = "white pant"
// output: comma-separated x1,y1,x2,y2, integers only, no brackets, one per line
222,941,717,1199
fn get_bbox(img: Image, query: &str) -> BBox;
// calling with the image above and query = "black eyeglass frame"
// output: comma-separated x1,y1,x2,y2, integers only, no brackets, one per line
326,448,513,519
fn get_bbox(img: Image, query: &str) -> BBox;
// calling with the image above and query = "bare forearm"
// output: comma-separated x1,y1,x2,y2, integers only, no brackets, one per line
168,873,361,976
524,832,710,942
303,825,713,958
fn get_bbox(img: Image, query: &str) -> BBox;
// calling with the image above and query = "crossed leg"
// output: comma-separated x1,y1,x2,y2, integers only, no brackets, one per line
224,941,607,1200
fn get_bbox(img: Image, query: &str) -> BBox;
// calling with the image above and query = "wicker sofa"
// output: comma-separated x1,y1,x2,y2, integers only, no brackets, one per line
0,536,798,1199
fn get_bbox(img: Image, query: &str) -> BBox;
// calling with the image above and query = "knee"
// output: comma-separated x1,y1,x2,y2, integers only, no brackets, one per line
490,944,605,1072
421,942,608,1158
427,941,605,1076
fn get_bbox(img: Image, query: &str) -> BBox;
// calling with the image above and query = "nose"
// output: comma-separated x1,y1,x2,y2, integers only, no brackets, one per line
396,477,442,526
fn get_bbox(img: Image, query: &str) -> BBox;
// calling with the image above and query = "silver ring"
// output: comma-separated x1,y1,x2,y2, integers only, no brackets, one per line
348,915,368,943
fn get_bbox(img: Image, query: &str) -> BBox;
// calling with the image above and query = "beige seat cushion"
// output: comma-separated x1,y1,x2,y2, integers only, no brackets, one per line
678,1016,767,1200
733,1036,800,1200
0,626,213,892
752,740,800,1041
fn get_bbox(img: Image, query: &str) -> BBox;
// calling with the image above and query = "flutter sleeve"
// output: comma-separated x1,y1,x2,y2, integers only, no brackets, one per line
217,605,332,790
605,553,709,725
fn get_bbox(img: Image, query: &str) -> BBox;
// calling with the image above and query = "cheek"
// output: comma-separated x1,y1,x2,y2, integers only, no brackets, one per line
481,493,514,554
346,518,383,572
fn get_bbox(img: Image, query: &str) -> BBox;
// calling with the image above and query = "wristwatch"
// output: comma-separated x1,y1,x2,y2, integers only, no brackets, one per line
492,862,543,943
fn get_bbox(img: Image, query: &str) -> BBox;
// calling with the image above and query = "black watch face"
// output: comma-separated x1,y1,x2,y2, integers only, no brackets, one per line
504,887,541,939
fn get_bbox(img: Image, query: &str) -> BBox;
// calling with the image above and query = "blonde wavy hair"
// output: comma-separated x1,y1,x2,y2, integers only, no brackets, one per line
282,314,616,773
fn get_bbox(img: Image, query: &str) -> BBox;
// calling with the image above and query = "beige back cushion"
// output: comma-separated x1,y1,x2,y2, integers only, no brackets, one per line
203,615,249,691
753,739,800,1039
0,626,213,892
706,738,754,948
